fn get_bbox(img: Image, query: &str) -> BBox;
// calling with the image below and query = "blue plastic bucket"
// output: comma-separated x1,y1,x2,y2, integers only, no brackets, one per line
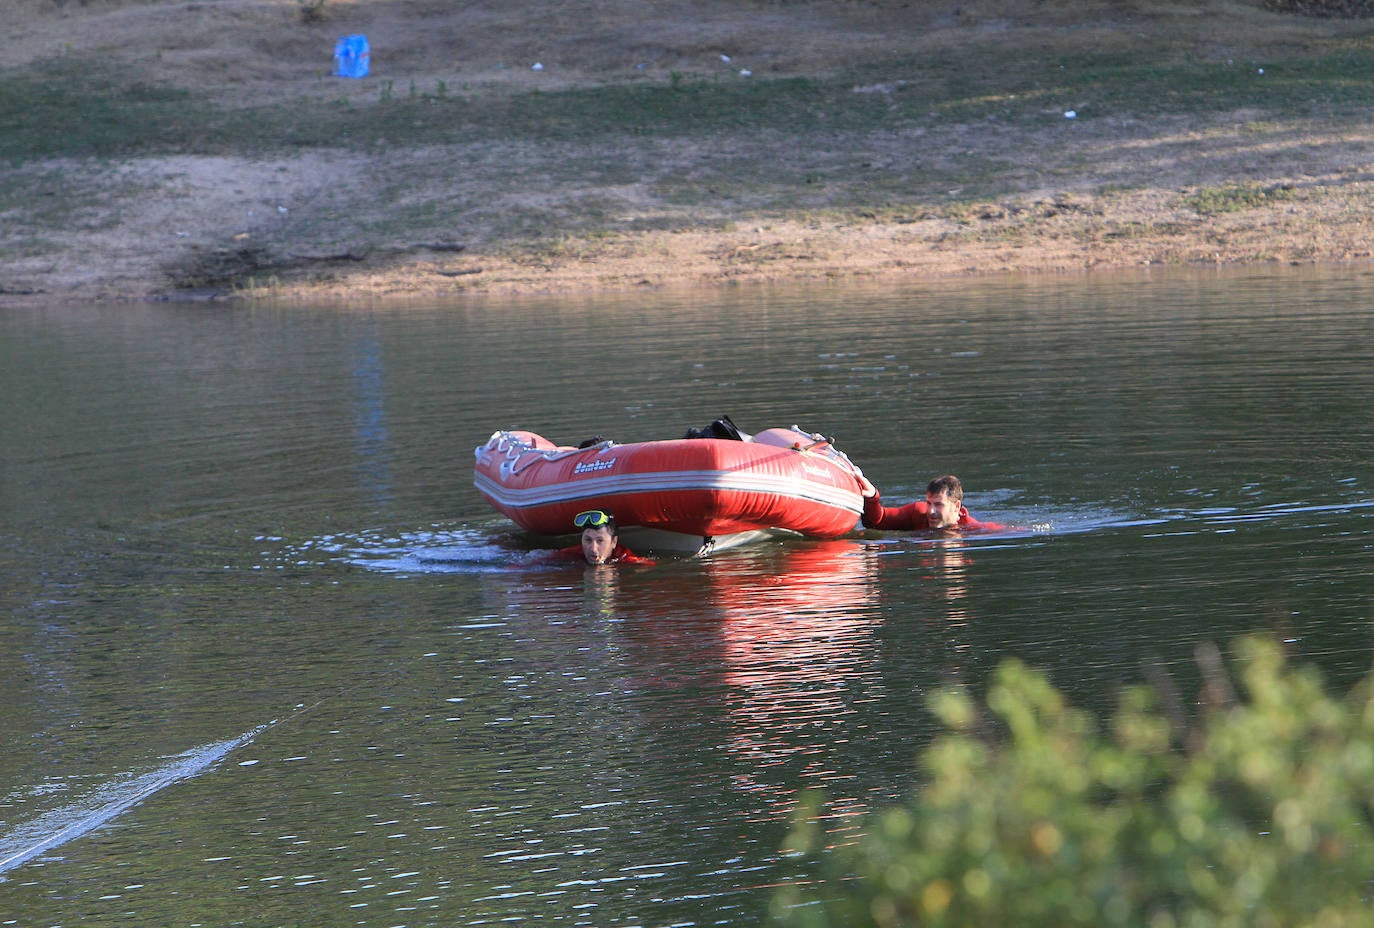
334,34,370,79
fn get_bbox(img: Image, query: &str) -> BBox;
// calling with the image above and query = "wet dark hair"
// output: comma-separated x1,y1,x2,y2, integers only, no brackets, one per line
926,474,963,503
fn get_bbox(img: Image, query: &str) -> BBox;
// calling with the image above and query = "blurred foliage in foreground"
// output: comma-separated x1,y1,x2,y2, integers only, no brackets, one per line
775,636,1374,928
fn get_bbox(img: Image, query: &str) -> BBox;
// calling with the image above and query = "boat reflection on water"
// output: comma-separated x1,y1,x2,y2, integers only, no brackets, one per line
710,540,884,823
682,535,990,826
481,533,988,832
598,538,888,824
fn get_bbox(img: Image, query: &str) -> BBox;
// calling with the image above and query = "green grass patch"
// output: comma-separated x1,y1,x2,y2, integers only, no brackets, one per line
1181,181,1297,215
9,38,1374,166
0,61,198,160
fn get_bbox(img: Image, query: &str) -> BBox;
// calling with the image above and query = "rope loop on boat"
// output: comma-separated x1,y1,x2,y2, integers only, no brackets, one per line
790,424,859,470
484,430,616,477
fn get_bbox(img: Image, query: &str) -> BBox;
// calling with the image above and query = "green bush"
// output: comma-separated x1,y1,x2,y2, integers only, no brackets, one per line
774,637,1374,928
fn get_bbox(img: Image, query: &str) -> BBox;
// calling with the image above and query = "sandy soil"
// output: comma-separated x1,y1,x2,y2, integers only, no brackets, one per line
5,0,1374,303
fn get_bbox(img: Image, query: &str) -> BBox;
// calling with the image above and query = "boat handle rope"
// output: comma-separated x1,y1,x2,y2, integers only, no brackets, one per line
789,424,867,484
486,431,616,477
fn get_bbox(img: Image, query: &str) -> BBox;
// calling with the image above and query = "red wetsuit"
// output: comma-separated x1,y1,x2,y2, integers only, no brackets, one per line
861,493,1004,532
552,542,656,565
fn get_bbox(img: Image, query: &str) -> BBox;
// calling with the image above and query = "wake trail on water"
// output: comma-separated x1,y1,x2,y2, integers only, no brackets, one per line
270,525,522,574
0,721,273,878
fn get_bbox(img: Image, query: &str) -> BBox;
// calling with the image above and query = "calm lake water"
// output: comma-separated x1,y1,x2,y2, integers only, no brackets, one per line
2,267,1372,925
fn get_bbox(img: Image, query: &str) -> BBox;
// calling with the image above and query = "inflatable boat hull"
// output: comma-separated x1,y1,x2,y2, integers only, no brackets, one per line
473,427,866,549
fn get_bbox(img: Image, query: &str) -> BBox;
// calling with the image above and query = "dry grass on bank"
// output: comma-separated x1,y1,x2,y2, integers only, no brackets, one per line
4,0,1374,302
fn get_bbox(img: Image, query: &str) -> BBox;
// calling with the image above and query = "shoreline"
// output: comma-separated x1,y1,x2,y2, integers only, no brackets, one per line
198,183,1374,303
19,190,1372,307
7,0,1374,306
7,171,1374,307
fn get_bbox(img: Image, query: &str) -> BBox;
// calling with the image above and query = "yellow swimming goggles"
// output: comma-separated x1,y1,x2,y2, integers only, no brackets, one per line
573,509,612,528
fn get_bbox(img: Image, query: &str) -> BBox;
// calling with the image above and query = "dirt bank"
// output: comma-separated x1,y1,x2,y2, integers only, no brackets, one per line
5,0,1374,303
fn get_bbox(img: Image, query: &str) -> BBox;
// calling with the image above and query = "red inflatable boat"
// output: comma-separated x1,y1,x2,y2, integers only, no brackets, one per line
473,423,868,553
